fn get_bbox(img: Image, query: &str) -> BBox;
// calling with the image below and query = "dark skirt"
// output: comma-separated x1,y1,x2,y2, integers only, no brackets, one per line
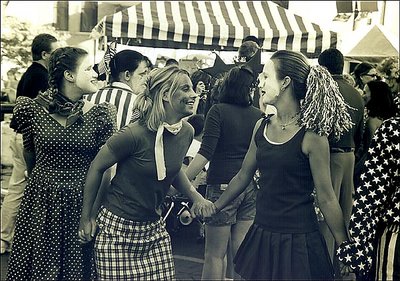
234,223,334,280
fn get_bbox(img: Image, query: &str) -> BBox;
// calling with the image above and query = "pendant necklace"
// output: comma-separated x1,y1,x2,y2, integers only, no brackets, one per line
279,113,300,130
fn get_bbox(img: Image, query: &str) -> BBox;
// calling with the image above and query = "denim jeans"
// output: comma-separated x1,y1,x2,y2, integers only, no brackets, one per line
204,182,256,226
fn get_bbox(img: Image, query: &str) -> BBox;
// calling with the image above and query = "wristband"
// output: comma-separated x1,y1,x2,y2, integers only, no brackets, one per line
213,202,221,213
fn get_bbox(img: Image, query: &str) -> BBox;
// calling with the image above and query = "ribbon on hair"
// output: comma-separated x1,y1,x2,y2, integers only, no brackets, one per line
96,41,117,79
155,121,183,180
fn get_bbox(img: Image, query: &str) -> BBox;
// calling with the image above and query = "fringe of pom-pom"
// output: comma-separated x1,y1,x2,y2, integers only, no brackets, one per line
300,65,354,141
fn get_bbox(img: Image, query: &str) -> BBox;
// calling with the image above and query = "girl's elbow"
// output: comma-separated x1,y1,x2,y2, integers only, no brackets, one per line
90,161,108,175
317,194,338,208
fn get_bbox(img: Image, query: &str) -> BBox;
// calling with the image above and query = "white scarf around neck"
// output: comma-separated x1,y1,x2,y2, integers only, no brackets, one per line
155,121,183,180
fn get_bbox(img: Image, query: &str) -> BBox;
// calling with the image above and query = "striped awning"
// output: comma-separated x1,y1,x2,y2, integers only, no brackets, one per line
92,1,338,58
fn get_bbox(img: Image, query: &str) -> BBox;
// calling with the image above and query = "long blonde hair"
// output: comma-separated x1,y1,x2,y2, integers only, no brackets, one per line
132,65,190,132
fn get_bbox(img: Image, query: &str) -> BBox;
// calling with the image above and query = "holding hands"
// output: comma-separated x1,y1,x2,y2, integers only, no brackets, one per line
339,260,353,277
190,198,217,218
77,217,97,244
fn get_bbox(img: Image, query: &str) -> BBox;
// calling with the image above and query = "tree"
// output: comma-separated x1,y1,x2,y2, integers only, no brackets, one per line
1,16,70,70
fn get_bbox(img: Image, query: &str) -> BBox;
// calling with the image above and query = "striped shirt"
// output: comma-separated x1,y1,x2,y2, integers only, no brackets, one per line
85,82,137,130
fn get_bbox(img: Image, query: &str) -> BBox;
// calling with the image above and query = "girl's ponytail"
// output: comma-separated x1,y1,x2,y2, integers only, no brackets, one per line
301,65,353,140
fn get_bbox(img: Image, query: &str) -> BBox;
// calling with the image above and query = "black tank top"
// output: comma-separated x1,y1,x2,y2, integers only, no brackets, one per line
254,117,319,233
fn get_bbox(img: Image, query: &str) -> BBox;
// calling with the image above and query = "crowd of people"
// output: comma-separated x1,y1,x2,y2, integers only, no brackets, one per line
1,33,399,281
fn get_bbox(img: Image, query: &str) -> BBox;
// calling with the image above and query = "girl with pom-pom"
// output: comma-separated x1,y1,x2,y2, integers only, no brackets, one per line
197,50,353,280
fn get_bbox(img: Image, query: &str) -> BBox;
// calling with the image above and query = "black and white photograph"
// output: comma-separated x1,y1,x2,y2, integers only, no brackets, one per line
1,1,399,280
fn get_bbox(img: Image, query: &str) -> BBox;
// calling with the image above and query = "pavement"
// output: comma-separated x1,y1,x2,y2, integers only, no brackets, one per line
0,164,205,281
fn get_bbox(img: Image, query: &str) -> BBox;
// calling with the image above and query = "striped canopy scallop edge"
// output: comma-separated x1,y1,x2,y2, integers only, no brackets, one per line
91,1,337,58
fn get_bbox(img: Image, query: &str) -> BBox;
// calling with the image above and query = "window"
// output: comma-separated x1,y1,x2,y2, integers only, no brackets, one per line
80,1,98,32
56,1,69,31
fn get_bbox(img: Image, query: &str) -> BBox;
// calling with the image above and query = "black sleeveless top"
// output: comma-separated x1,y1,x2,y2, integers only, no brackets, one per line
254,116,318,233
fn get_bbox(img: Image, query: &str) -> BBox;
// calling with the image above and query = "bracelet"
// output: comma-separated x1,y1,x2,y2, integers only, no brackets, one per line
213,202,221,213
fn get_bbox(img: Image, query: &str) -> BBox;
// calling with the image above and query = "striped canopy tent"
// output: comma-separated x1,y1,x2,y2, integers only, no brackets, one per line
91,1,338,58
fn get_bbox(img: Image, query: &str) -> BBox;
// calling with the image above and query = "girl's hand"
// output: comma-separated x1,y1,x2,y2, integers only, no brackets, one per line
190,198,216,218
339,260,353,277
78,217,97,244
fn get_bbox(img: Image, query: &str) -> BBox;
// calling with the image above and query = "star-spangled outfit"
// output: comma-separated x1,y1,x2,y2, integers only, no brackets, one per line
337,117,400,280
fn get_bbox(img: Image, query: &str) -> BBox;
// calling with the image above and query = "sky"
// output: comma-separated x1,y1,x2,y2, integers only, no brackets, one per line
1,1,399,68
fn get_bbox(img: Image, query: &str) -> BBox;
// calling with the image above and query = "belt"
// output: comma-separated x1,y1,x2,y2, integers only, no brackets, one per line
330,147,355,153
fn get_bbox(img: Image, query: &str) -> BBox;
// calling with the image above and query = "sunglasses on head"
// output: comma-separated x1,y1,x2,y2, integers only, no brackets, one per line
363,73,378,78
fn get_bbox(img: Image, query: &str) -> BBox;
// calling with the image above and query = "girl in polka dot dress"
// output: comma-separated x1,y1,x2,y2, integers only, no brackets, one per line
6,47,117,281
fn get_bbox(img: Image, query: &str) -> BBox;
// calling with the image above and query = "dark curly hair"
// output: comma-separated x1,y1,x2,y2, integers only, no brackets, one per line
365,80,396,120
190,70,212,92
218,67,253,107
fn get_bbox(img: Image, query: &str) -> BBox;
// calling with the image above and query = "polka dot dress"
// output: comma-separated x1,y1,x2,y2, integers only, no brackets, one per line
6,96,117,281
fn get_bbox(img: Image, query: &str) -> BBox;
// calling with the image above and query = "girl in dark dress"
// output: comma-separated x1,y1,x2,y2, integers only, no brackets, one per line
6,47,117,281
198,50,353,280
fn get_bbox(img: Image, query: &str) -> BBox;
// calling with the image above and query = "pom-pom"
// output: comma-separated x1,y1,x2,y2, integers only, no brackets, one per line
300,65,354,140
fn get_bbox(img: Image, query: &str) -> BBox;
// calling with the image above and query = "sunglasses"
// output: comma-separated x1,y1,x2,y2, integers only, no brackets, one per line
363,74,378,78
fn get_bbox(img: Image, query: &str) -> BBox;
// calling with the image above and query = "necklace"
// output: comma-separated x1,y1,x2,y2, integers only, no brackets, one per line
279,113,300,130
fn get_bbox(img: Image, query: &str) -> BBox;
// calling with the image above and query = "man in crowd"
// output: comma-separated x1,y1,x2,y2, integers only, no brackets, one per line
318,48,365,279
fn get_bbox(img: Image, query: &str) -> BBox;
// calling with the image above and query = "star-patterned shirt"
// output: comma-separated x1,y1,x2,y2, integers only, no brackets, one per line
337,117,400,276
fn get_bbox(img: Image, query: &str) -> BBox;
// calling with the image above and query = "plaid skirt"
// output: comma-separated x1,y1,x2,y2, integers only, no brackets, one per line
95,207,175,280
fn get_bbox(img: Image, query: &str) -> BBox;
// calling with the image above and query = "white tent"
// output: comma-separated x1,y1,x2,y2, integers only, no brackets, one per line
341,24,399,63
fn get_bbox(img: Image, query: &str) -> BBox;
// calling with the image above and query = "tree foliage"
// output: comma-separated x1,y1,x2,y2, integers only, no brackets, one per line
1,16,70,70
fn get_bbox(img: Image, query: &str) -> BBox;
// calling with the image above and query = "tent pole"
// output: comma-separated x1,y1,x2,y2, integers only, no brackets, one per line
93,38,97,65
380,1,386,25
352,1,358,31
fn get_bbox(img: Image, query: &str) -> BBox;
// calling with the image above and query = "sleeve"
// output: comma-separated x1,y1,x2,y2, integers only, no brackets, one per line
106,125,137,162
198,104,221,160
95,102,117,147
336,118,399,276
10,96,35,151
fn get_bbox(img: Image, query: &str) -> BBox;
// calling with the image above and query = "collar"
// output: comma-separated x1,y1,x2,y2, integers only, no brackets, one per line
110,82,133,92
154,121,183,180
32,61,48,70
